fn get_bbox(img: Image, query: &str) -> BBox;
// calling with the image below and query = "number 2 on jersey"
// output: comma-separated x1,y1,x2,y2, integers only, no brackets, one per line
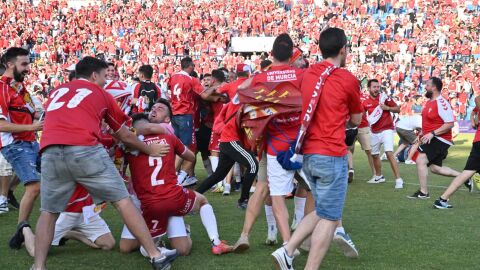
47,88,93,112
149,156,164,186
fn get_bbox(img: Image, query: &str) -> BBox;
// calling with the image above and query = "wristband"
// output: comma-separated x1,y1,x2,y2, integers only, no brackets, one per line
431,131,436,136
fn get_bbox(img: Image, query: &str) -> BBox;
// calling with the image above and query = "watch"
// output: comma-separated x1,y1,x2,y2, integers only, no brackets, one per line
431,131,436,136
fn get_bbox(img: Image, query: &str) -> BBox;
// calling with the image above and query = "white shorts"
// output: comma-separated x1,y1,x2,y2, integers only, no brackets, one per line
371,129,394,155
120,194,187,240
0,152,13,177
52,211,110,246
267,154,295,196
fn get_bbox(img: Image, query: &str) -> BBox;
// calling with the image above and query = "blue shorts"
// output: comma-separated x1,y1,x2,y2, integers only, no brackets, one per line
171,114,193,146
302,154,348,221
1,141,40,185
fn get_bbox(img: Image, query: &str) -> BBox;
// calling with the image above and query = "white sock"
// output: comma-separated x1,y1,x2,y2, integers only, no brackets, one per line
234,163,241,183
0,195,6,203
265,205,277,230
209,156,219,172
293,196,306,224
200,204,221,246
335,226,346,235
203,159,213,176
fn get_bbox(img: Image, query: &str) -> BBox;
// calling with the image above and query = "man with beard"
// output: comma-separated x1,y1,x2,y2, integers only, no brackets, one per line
408,77,462,199
362,79,404,189
0,47,44,250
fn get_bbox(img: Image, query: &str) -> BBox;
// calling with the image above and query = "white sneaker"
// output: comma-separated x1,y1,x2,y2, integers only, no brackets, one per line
290,216,299,231
367,175,385,184
177,170,188,185
395,178,404,189
265,225,278,245
222,183,231,196
405,159,416,165
0,200,8,214
380,153,387,161
180,176,197,187
140,245,178,258
272,247,294,270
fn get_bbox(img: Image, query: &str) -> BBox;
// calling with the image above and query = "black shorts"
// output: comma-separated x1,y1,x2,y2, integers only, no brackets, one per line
418,137,450,167
196,124,212,154
464,142,480,172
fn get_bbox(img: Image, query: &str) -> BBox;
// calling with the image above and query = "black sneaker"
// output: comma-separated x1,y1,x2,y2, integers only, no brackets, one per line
9,221,30,249
237,199,248,210
433,198,453,209
8,190,19,209
464,179,473,193
150,251,179,270
407,190,430,199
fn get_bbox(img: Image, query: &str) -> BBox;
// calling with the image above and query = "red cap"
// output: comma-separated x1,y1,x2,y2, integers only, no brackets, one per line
236,63,251,73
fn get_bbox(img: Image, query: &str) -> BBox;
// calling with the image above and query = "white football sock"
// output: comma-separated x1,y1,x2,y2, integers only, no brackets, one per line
335,226,346,235
0,195,6,203
209,156,219,172
200,204,221,245
293,196,306,225
265,205,277,230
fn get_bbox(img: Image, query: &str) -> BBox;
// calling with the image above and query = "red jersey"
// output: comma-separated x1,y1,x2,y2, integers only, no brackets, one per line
40,79,130,151
126,133,187,206
358,92,370,128
218,77,247,100
362,95,397,133
64,185,94,213
0,76,36,147
301,62,363,157
167,71,204,115
217,78,249,143
422,96,454,145
249,65,304,155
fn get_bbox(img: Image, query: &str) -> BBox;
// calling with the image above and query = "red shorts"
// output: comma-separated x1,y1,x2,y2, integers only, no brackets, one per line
142,188,196,238
208,132,220,152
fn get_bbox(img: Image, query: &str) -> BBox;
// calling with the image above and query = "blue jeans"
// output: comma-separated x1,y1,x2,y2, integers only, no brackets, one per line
302,154,348,221
171,114,193,146
1,141,40,185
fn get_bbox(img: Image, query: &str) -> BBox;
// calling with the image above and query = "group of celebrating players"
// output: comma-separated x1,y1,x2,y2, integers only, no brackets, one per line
0,26,479,270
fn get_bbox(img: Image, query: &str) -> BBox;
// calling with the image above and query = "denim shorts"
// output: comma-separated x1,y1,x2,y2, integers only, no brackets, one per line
40,144,129,213
1,141,40,185
171,114,193,146
302,154,348,221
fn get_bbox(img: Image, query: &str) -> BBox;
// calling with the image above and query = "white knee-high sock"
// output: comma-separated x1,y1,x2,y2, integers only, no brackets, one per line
234,163,241,183
209,156,219,172
265,205,277,230
293,196,306,225
200,204,221,245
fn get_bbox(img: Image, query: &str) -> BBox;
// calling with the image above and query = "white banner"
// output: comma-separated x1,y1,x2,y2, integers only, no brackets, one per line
231,37,276,52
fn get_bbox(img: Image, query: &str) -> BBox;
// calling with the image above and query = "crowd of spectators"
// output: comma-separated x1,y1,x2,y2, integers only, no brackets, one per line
1,0,480,118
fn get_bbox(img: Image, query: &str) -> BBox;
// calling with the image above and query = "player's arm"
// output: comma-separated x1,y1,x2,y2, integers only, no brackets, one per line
430,122,454,136
348,113,362,127
135,122,168,136
380,100,400,113
112,125,170,157
0,120,43,132
130,83,140,105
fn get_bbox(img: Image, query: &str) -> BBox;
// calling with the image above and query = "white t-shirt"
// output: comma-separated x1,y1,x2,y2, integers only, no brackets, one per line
396,115,422,131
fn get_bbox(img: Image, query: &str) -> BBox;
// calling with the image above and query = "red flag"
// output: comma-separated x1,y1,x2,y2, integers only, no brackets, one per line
238,81,302,155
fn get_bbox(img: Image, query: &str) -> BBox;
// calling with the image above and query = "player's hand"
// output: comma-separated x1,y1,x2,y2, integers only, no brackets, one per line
148,143,170,157
421,133,434,144
380,104,390,111
218,95,229,103
31,120,44,131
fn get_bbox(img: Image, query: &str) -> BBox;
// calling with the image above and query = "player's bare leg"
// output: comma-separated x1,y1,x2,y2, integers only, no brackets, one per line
372,154,382,177
112,198,161,259
393,143,407,158
119,239,140,253
233,180,269,252
430,164,460,178
169,236,192,256
19,182,40,223
33,211,59,270
416,153,430,194
271,195,290,243
364,150,376,176
440,170,476,201
406,142,420,161
23,226,35,257
63,231,115,250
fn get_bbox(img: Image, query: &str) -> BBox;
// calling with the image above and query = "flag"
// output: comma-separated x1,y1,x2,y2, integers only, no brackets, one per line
238,81,302,155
